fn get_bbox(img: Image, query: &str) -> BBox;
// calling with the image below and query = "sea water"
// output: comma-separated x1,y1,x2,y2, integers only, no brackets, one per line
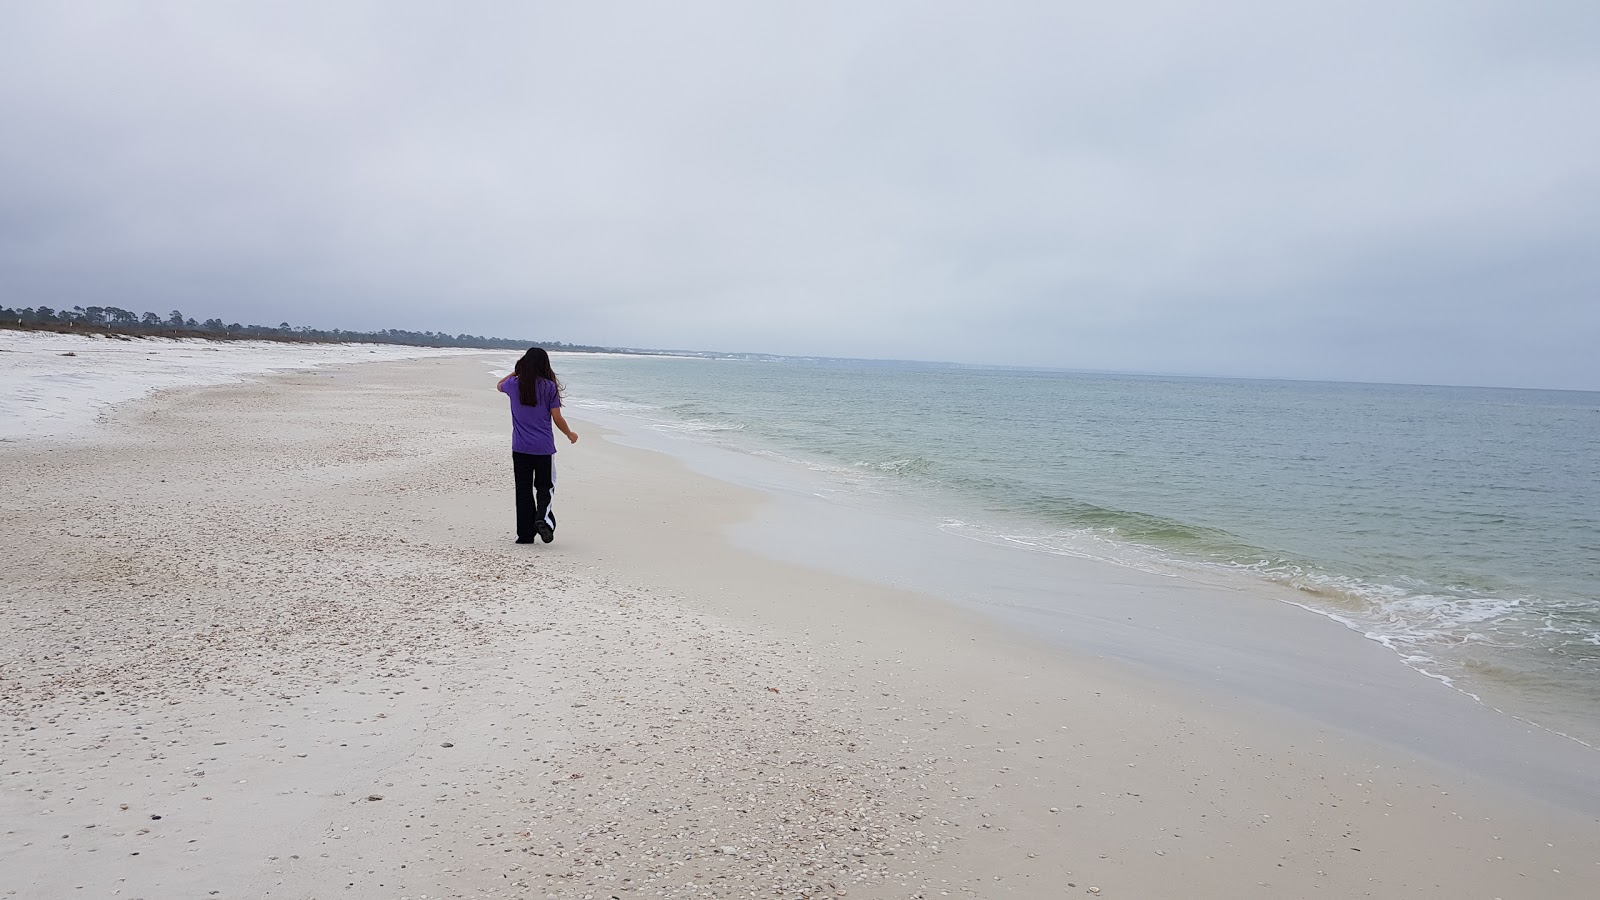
557,353,1600,744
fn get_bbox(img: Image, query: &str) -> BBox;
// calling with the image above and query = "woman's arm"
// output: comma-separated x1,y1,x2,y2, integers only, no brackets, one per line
497,373,513,389
551,408,579,444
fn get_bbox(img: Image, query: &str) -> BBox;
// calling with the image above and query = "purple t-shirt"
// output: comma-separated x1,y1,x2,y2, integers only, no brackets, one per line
498,375,562,455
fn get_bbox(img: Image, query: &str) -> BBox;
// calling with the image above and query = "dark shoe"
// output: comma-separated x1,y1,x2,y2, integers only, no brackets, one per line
537,512,556,544
515,536,536,544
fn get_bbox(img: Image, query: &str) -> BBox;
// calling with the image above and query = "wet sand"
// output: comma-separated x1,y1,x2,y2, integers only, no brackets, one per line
2,354,1596,898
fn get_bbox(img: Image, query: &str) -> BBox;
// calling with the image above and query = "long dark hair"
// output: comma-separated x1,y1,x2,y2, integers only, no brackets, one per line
513,346,563,407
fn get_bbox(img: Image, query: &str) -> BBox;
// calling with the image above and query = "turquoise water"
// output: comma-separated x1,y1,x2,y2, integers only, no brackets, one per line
558,354,1600,738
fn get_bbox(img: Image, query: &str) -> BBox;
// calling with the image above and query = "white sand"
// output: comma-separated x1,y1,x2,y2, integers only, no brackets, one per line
0,330,484,442
2,354,1596,898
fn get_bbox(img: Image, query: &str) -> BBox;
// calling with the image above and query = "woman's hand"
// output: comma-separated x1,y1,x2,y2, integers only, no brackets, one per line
552,408,578,444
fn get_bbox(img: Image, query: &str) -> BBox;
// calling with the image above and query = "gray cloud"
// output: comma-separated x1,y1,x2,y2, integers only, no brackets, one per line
2,1,1597,388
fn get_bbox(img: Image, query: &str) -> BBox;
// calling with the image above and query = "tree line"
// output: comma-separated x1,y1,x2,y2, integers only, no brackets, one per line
0,303,611,352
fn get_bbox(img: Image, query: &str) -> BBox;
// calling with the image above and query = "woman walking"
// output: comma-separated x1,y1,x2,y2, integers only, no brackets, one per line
497,347,579,544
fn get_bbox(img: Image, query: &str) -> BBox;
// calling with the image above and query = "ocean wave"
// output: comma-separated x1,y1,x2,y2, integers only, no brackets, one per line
984,492,1564,657
566,398,660,413
747,449,872,480
853,456,936,476
937,519,1176,577
647,419,747,434
939,512,1589,692
1017,494,1260,556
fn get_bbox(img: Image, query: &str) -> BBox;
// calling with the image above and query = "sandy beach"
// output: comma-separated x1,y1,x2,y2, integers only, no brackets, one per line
3,353,1597,899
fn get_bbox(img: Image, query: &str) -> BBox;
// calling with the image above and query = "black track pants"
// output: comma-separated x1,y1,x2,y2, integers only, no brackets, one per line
512,452,555,540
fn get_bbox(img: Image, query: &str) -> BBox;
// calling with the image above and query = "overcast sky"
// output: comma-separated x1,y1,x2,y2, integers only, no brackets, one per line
2,2,1597,389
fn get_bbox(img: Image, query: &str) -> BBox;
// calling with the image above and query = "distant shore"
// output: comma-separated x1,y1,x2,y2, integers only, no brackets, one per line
2,319,798,361
0,331,493,443
3,319,389,345
0,318,614,352
2,351,1596,898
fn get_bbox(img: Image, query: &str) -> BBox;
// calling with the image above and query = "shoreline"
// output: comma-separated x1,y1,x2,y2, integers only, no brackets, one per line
3,354,1596,898
580,402,1600,805
552,353,1600,759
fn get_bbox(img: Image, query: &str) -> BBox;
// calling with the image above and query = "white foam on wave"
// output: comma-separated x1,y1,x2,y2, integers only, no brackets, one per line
1211,559,1535,652
934,512,1567,698
1,331,486,442
1158,551,1561,704
748,448,864,479
1039,526,1600,752
1279,595,1600,751
939,512,1600,752
937,519,1178,577
852,457,934,476
567,398,661,413
1272,597,1476,691
648,419,747,434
